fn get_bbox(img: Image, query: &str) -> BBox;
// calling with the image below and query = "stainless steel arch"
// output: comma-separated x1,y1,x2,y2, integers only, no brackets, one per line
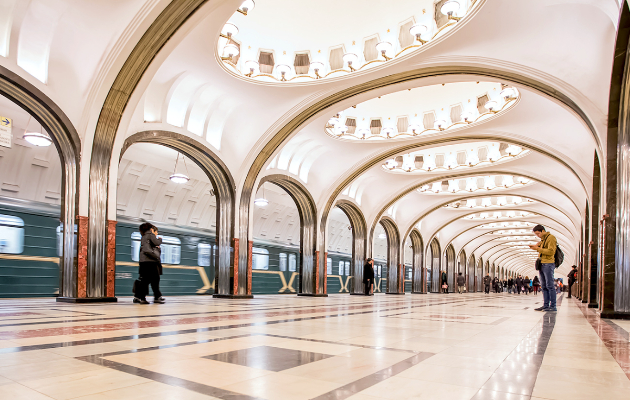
121,131,236,297
409,229,425,293
259,174,321,296
0,65,82,300
335,200,368,295
378,216,402,294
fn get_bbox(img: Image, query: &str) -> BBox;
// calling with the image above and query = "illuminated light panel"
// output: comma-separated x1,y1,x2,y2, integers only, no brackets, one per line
418,175,533,195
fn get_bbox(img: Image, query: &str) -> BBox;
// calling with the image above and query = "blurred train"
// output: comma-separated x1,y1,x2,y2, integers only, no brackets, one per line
0,197,411,298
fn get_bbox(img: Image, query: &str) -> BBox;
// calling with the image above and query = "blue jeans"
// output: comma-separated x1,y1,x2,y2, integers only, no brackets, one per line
539,263,556,309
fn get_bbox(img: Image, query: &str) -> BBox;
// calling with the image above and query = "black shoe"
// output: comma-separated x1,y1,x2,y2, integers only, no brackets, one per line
133,297,149,304
534,306,547,311
154,297,165,304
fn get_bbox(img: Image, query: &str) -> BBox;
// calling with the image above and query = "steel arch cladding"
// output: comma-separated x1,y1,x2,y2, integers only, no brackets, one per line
408,229,424,293
257,174,320,296
428,238,442,293
0,65,81,300
334,200,368,295
120,131,236,297
377,216,402,294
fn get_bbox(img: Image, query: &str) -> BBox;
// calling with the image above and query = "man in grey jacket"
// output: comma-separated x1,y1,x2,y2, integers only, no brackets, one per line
134,222,165,304
456,272,466,294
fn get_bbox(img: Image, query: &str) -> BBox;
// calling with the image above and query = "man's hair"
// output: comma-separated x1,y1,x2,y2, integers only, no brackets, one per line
572,265,577,269
532,224,545,233
139,222,156,235
458,272,462,275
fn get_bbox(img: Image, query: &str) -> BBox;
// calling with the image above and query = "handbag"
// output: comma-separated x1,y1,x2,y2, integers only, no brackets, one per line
441,284,448,289
535,258,542,271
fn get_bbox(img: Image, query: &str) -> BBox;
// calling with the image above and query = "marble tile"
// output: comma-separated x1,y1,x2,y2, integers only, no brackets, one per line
0,382,56,400
222,372,340,400
204,345,333,371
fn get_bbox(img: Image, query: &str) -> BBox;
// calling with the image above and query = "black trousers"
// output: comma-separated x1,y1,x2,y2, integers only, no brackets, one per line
137,261,162,300
364,279,373,295
484,284,490,294
568,279,575,298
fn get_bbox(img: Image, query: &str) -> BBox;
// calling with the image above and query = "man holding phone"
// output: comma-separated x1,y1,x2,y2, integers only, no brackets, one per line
529,225,557,312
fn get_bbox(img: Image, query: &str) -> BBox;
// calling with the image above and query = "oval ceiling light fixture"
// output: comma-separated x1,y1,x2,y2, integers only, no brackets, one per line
327,83,520,141
243,60,259,77
310,61,325,78
378,233,387,239
22,116,52,147
221,43,240,61
418,175,534,195
169,153,190,184
342,53,359,72
219,0,482,83
276,64,291,81
383,141,528,174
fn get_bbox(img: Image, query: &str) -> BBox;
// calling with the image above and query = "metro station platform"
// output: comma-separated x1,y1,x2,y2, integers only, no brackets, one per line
0,294,628,400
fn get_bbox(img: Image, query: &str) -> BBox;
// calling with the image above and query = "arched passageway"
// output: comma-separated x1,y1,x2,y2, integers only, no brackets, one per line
334,200,367,295
467,255,476,292
409,229,424,293
429,239,441,293
378,217,403,294
445,245,456,293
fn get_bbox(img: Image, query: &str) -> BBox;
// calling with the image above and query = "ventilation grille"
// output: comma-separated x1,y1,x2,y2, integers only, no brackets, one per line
364,37,379,62
450,104,463,123
294,53,310,75
477,94,489,114
399,21,415,48
478,147,488,161
345,118,356,134
434,0,450,29
456,151,466,165
397,116,409,133
435,154,445,167
258,51,274,74
423,112,436,129
229,39,241,64
329,47,344,70
370,119,382,136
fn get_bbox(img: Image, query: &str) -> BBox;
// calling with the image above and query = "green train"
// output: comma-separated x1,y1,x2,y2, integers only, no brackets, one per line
0,197,406,298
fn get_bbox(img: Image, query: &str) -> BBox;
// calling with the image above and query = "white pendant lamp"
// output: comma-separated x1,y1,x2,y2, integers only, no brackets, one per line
22,116,52,147
169,153,190,184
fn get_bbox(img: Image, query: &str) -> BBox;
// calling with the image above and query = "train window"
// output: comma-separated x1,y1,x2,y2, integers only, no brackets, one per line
327,258,332,275
56,224,78,257
279,253,287,271
338,261,344,275
378,265,381,277
408,269,412,279
131,232,181,264
198,243,212,267
252,247,269,270
288,253,297,272
0,214,24,254
344,261,350,276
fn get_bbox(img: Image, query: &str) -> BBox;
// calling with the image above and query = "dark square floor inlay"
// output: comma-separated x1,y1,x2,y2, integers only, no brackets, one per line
203,345,333,371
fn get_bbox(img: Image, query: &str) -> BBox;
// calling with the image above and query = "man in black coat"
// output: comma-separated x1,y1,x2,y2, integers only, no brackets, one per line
567,265,578,298
363,258,375,296
515,275,524,294
483,274,492,294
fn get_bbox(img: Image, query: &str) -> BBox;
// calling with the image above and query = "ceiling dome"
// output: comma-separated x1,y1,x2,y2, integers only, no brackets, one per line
218,0,481,83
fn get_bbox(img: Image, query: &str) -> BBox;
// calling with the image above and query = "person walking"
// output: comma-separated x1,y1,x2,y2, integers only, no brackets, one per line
502,280,507,293
441,270,448,293
567,265,578,298
363,258,375,296
515,275,524,294
134,223,165,304
457,272,466,294
530,224,558,312
508,277,514,294
523,276,531,295
483,273,491,294
532,276,540,295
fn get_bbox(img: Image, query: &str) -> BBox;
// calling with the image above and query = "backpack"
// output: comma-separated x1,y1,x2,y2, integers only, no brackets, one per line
554,245,564,269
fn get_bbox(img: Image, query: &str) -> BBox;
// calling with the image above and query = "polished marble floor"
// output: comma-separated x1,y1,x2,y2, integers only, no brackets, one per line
0,293,628,400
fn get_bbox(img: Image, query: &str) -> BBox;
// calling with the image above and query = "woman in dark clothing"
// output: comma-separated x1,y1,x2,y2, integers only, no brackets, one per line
441,270,448,293
523,276,531,295
134,222,165,304
532,276,540,295
363,258,375,295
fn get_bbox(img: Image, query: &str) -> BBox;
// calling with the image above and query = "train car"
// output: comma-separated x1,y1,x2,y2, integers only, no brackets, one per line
0,197,363,297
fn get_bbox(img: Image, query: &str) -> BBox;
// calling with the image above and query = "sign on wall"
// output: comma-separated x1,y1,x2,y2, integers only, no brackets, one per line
0,116,12,148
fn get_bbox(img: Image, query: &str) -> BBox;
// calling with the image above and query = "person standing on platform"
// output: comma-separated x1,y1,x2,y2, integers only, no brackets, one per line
457,272,466,294
524,276,531,295
533,276,540,295
483,273,491,294
441,270,448,293
530,224,558,312
134,223,165,304
363,258,374,296
567,265,578,298
515,275,524,294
